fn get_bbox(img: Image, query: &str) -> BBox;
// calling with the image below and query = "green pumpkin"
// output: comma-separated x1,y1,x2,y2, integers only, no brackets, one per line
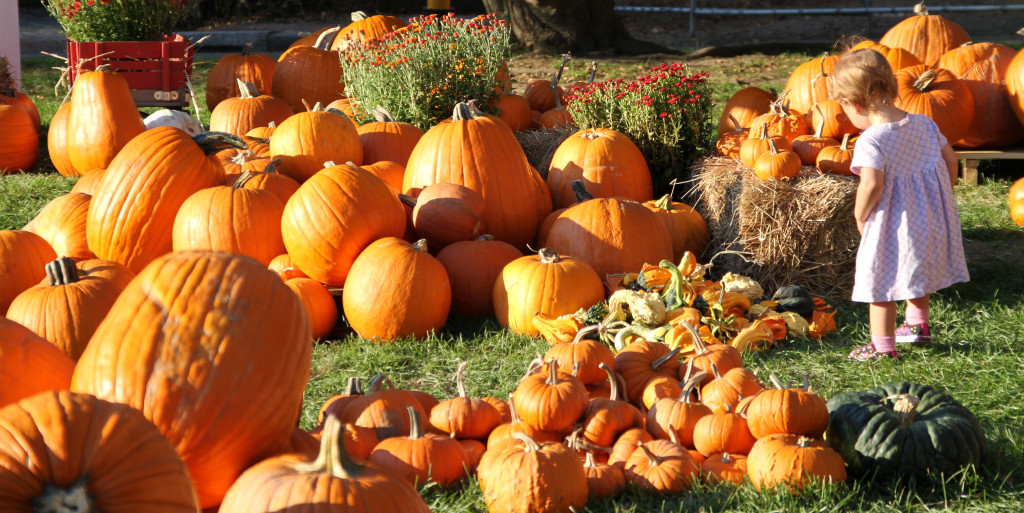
771,285,815,319
826,382,987,479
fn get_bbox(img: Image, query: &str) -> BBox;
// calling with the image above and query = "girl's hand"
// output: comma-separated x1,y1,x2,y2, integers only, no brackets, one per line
854,166,884,233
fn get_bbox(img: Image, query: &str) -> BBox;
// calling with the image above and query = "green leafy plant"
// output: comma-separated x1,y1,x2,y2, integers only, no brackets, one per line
340,12,512,130
567,63,714,193
43,0,188,42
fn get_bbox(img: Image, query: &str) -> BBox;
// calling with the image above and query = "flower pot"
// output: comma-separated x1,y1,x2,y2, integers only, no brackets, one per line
66,34,194,108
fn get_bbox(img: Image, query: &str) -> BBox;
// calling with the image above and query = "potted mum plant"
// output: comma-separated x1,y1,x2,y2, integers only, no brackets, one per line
45,0,195,107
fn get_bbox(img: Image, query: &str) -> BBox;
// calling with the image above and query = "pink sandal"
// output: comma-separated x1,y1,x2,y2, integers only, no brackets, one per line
848,342,899,361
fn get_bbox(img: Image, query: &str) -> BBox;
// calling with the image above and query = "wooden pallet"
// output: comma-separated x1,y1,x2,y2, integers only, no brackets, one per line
956,147,1024,185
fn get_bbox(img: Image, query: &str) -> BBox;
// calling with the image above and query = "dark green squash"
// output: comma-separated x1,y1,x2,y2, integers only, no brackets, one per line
771,285,816,319
825,382,987,479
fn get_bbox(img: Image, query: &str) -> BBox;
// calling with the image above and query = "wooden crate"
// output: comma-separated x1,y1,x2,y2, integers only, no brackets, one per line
67,34,193,108
956,147,1024,185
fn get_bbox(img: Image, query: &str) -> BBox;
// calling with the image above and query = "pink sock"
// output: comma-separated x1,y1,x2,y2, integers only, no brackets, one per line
872,335,896,353
905,304,929,326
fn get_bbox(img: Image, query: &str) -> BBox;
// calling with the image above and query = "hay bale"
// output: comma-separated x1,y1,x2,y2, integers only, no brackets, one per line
515,127,575,180
690,156,860,299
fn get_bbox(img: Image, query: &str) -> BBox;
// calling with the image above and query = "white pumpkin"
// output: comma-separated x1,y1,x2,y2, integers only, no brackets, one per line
143,109,204,136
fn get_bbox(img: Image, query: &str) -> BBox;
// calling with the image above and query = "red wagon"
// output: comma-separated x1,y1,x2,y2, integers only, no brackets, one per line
66,34,194,108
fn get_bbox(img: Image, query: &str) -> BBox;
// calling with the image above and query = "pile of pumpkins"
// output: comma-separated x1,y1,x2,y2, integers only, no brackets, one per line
716,1,1024,184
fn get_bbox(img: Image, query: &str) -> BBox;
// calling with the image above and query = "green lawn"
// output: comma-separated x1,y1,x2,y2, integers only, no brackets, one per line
4,51,1024,512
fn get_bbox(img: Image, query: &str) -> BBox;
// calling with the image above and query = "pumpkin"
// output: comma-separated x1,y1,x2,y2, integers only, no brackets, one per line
430,362,503,440
679,321,743,386
692,404,756,457
493,248,605,336
246,120,278,138
342,374,430,441
624,439,700,493
268,253,309,281
87,129,243,274
538,83,575,130
494,90,534,132
205,43,277,111
0,318,75,408
851,39,923,71
233,163,302,206
269,105,363,183
546,127,653,209
740,123,793,169
545,181,674,282
6,257,133,361
272,27,346,113
580,363,644,447
218,414,432,513
487,394,562,448
878,2,971,67
937,42,1024,148
754,138,801,181
172,179,287,267
1008,49,1024,127
317,377,364,427
746,434,847,491
614,339,681,405
523,56,569,113
744,374,829,439
342,238,450,340
643,195,711,261
361,160,406,192
783,54,838,116
825,382,987,479
512,359,590,434
357,106,425,166
748,91,812,143
477,432,588,513
646,374,712,447
0,104,38,174
436,235,522,318
895,65,974,146
1010,177,1024,226
717,121,749,160
460,439,487,473
810,99,857,140
66,69,145,173
0,57,40,132
285,277,338,341
816,133,856,176
702,452,749,485
403,102,553,250
608,427,653,469
792,105,839,166
46,101,79,177
369,406,471,487
642,375,682,411
0,390,199,512
281,161,406,286
410,182,487,248
584,451,626,500
544,327,616,386
70,251,312,508
718,86,775,136
701,363,764,415
333,11,408,51
70,168,105,194
0,230,57,315
22,192,94,261
209,79,293,137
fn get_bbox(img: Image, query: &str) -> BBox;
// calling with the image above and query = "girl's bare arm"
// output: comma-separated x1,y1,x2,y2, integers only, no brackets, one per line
855,166,884,235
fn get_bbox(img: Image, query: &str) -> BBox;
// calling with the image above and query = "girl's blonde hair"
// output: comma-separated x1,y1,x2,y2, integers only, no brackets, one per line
830,48,898,112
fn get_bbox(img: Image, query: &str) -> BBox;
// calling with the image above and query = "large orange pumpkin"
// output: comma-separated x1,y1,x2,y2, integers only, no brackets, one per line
205,43,277,111
281,161,406,286
269,105,364,183
0,390,199,512
272,28,346,113
332,11,408,51
784,54,838,116
895,65,974,146
86,129,242,273
0,104,38,174
1008,49,1024,127
643,195,710,261
493,248,605,336
546,127,653,209
878,2,971,67
436,235,522,318
0,230,56,315
403,102,553,250
66,69,146,173
717,86,775,136
342,238,451,340
850,39,923,72
0,317,75,408
6,257,134,361
22,191,94,261
209,79,293,137
70,251,312,508
937,42,1023,148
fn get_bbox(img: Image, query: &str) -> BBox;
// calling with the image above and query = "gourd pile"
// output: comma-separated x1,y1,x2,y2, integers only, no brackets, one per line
0,5,994,512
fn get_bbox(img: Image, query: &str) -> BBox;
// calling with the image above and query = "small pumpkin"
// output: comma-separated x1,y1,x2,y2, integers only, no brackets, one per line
0,104,39,174
0,317,75,408
702,452,749,485
357,106,425,166
411,182,487,248
753,138,801,181
717,86,775,136
745,374,829,439
429,362,503,440
584,451,626,500
624,439,700,493
476,432,588,513
512,359,590,434
746,434,847,491
791,105,839,166
272,28,346,113
369,406,471,487
285,277,338,341
209,79,293,137
580,363,644,447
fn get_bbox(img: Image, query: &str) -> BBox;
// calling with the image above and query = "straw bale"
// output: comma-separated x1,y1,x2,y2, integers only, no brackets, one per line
515,127,575,180
690,156,860,299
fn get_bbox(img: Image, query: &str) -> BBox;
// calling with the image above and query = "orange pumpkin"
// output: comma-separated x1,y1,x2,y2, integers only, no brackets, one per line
895,65,974,146
792,105,839,166
285,277,338,341
0,317,75,408
22,192,94,261
429,362,503,440
356,106,425,166
512,359,590,434
0,104,39,174
269,105,363,183
332,11,408,51
546,127,653,209
205,44,277,111
494,90,534,132
436,235,522,318
66,69,145,173
740,123,793,169
646,375,712,448
717,86,775,136
369,406,471,487
580,363,643,447
783,54,838,116
810,99,858,140
361,160,406,192
1010,176,1024,226
746,434,847,491
272,28,346,113
748,91,812,143
0,230,56,315
692,407,756,457
342,238,451,340
209,79,293,137
701,452,749,485
938,42,1024,148
851,40,923,72
753,138,801,181
624,439,700,493
1008,49,1024,128
816,133,856,176
744,374,829,439
878,3,971,67
70,251,312,508
476,432,588,513
411,182,487,248
46,101,79,177
234,163,302,206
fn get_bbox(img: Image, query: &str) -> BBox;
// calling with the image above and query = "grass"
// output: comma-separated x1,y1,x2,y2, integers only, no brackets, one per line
4,49,1024,512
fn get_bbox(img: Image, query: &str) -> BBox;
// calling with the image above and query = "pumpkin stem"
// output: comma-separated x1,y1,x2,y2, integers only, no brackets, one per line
543,359,560,386
884,393,921,426
538,248,561,264
584,450,598,468
615,372,630,403
236,79,260,99
802,372,811,391
406,406,425,440
809,54,834,100
598,362,620,402
913,2,928,15
587,60,597,83
727,113,742,133
709,362,724,381
240,42,254,56
510,431,542,452
637,441,663,466
721,452,733,464
570,179,594,202
571,361,581,378
681,358,693,383
452,101,486,121
508,393,522,423
233,170,255,189
795,436,815,448
351,10,368,21
30,475,96,513
475,234,495,241
667,423,681,445
913,70,939,92
344,376,363,396
295,414,362,478
678,372,707,403
372,105,396,123
756,121,769,141
766,137,781,155
654,194,674,211
366,374,387,393
263,157,282,175
313,26,341,51
398,193,417,208
412,239,429,254
45,257,80,286
550,80,564,110
554,52,571,86
652,346,681,372
455,362,469,398
840,133,851,150
768,374,785,389
812,104,825,138
193,132,247,155
572,325,599,345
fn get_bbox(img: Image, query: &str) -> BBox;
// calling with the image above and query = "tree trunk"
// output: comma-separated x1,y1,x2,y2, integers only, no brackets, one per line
482,0,678,55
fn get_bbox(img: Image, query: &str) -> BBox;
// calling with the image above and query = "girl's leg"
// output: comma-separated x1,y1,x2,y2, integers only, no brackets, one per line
904,295,929,325
851,301,898,359
896,294,932,344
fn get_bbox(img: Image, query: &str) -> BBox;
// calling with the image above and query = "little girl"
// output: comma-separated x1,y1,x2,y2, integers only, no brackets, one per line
830,48,969,360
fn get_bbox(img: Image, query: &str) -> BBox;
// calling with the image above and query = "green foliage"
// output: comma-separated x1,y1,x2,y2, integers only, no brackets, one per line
567,63,715,195
340,13,512,130
43,0,189,42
